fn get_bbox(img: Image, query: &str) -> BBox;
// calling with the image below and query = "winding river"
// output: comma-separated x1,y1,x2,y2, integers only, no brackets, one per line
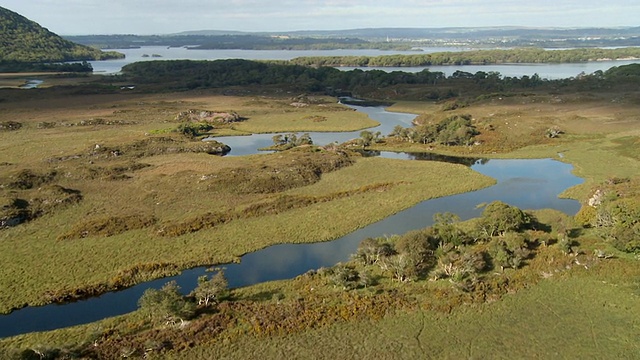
0,105,583,338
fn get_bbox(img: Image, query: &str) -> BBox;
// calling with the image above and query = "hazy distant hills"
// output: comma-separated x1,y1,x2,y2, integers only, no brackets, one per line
67,26,640,50
176,26,640,41
0,6,123,63
275,26,640,40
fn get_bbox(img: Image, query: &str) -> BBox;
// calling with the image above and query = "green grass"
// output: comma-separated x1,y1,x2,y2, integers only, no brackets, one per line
2,87,640,359
232,106,378,133
165,259,640,359
0,154,493,313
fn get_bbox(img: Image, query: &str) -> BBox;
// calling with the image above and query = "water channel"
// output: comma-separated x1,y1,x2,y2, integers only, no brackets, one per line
0,105,583,338
88,46,638,79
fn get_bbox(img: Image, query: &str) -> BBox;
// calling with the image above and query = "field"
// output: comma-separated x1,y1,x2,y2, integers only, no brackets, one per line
1,73,639,359
0,86,493,313
173,256,640,359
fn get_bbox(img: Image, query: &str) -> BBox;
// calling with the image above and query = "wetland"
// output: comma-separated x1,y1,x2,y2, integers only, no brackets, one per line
0,58,639,359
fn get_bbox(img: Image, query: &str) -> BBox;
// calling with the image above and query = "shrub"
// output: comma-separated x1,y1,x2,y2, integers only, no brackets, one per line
138,281,195,325
476,201,529,238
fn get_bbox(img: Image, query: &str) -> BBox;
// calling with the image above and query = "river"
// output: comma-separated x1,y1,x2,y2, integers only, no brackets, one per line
88,46,638,79
0,104,583,338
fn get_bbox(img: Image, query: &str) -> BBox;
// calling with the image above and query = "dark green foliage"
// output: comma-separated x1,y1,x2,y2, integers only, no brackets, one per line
599,199,640,253
433,212,469,247
391,114,479,146
604,63,640,79
580,178,640,253
434,247,488,282
118,58,640,98
488,232,531,270
0,6,123,63
328,264,361,289
289,48,640,67
358,130,381,148
355,237,395,265
0,60,93,72
192,270,229,307
477,201,530,237
175,123,214,138
138,281,196,325
270,133,313,149
435,114,479,146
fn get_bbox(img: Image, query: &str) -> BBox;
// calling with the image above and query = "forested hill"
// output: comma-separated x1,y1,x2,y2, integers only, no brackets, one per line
0,6,123,62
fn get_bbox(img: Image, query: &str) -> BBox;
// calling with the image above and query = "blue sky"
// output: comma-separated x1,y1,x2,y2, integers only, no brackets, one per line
1,0,637,35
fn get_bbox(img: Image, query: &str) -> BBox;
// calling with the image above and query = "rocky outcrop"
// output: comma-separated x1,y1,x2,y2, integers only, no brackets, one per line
176,109,243,124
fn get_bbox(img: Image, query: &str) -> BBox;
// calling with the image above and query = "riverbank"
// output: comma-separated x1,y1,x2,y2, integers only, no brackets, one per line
1,83,639,358
0,90,493,315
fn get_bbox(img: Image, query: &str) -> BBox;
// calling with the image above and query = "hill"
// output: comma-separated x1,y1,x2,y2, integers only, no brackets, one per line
0,6,123,63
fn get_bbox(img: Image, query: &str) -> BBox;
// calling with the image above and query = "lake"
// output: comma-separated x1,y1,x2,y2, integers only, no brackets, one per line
0,104,583,338
88,46,638,79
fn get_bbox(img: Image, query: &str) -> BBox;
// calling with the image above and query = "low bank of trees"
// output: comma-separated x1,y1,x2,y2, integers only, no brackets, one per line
120,59,640,97
289,47,640,67
389,114,479,146
335,201,548,289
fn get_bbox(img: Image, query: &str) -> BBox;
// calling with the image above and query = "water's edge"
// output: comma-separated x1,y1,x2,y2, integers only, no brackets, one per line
0,106,583,338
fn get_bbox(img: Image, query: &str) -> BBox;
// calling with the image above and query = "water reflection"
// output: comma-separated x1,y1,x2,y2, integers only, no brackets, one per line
360,150,484,166
0,104,583,338
0,158,582,338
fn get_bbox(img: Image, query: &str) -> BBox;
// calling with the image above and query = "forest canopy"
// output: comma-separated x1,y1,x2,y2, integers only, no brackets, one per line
288,47,640,67
0,6,123,63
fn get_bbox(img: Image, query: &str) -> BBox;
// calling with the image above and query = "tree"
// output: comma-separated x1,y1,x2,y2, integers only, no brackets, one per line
488,233,531,270
477,201,529,237
193,270,229,307
329,264,360,290
272,134,285,146
394,232,433,272
355,237,394,265
433,212,468,247
385,253,415,282
359,130,374,148
296,133,313,146
138,281,195,325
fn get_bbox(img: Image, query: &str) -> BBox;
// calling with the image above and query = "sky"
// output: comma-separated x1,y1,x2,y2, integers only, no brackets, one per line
1,0,638,35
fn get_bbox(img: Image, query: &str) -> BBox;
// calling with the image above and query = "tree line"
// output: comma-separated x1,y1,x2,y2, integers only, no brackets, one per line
288,47,640,67
120,59,640,95
0,60,93,73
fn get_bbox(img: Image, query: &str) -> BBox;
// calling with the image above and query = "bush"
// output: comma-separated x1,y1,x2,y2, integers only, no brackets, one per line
476,201,529,238
575,205,597,227
138,281,196,325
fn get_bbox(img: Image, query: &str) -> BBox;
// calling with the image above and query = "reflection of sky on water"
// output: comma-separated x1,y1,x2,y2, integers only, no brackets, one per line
208,104,417,156
0,107,583,337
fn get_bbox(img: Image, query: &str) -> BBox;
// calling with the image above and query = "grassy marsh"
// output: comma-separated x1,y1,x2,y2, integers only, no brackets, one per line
1,75,640,359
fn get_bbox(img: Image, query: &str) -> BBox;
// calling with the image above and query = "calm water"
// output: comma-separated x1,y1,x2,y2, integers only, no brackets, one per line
208,104,417,156
89,46,444,74
89,46,638,79
339,60,640,79
0,105,583,338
